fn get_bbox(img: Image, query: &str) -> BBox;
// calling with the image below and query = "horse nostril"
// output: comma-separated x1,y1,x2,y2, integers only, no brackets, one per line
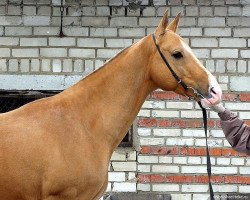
206,87,213,99
208,86,221,100
207,92,212,99
210,87,217,94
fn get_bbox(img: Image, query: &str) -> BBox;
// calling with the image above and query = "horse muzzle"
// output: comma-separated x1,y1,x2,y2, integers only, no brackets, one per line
200,86,222,108
186,80,222,105
206,74,222,104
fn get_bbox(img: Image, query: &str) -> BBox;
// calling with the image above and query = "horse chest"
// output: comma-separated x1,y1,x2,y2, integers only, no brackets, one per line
44,170,107,200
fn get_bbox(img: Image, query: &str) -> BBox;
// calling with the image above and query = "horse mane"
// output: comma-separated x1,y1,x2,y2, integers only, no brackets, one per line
83,45,132,80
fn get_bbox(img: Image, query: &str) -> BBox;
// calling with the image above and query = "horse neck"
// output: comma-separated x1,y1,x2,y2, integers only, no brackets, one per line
64,35,156,151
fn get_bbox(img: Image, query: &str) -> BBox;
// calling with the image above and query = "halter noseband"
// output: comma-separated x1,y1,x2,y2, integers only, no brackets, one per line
152,33,215,200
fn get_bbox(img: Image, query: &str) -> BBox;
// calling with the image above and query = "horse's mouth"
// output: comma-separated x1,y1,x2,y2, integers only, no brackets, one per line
176,85,219,104
185,86,222,104
200,88,222,107
183,87,206,102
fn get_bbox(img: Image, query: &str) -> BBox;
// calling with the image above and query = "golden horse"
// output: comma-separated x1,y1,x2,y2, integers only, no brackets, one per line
0,11,221,200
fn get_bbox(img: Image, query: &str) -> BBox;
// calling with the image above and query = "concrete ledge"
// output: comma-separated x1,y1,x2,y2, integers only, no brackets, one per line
219,193,250,200
0,74,84,90
104,193,171,200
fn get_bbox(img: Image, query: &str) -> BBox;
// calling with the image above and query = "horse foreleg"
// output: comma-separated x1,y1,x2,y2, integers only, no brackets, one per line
89,174,108,200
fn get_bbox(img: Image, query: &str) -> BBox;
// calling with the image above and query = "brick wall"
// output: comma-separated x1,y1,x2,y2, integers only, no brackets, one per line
0,0,249,199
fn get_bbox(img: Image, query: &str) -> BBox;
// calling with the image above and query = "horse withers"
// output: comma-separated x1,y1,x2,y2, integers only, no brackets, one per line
0,11,221,200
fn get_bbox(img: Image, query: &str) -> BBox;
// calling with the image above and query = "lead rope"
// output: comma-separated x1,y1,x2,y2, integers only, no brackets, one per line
152,33,215,199
198,101,215,200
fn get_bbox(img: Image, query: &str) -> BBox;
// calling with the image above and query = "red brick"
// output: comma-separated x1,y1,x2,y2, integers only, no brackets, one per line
194,148,207,156
239,93,250,102
151,174,166,183
151,91,180,100
239,177,250,184
150,147,172,155
222,93,238,101
224,176,250,184
210,148,222,156
239,152,248,157
139,146,246,157
196,175,208,183
158,119,219,128
137,118,157,127
137,174,150,183
168,147,178,155
184,120,202,128
221,148,238,156
140,146,151,154
171,119,186,128
137,174,249,184
153,147,171,155
140,146,172,155
151,91,250,102
196,175,223,183
207,120,217,128
150,91,189,100
246,120,250,126
224,176,239,184
211,176,224,183
158,119,172,127
180,147,196,156
172,175,194,183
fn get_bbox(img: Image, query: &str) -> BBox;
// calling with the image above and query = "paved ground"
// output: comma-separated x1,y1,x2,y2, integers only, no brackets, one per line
103,193,250,200
104,193,171,200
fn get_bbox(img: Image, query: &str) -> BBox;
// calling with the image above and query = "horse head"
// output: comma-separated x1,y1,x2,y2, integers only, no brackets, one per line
149,10,221,104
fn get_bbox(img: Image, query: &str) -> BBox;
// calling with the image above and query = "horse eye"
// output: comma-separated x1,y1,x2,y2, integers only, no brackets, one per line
172,51,183,59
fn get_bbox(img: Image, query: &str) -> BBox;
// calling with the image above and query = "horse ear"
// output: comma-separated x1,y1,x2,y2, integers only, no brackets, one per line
154,10,169,37
167,12,181,32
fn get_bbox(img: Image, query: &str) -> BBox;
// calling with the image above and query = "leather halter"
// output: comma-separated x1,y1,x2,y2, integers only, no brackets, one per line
152,33,215,200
